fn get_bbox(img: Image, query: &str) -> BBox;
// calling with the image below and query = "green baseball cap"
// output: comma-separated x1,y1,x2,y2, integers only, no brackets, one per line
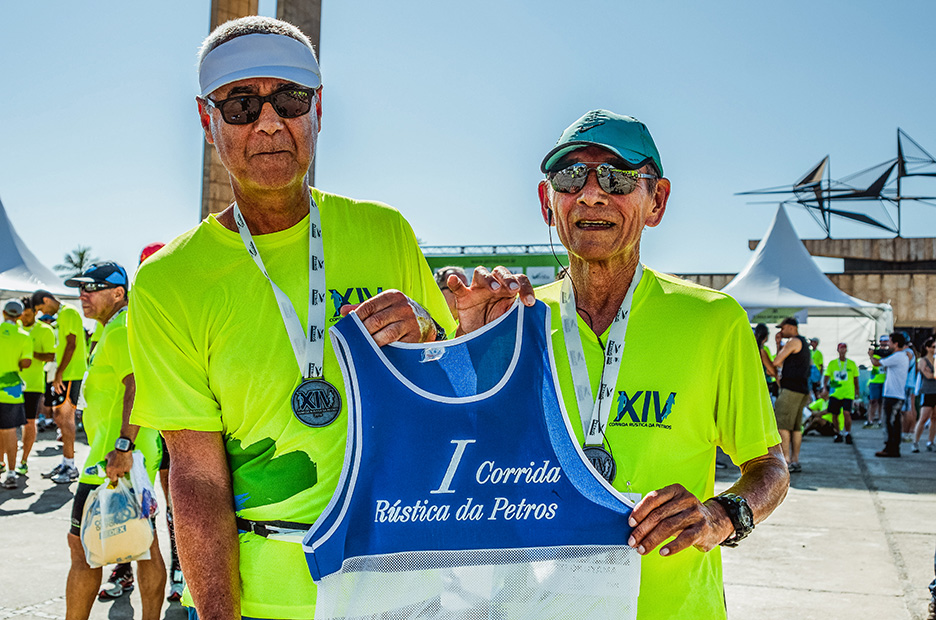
540,110,663,176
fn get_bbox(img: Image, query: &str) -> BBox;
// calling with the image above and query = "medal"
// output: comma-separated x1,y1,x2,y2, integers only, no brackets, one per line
582,445,617,483
292,379,342,428
234,198,340,428
560,265,643,483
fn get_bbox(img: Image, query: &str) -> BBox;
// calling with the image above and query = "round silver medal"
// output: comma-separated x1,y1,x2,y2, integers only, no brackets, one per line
292,379,342,428
583,445,616,483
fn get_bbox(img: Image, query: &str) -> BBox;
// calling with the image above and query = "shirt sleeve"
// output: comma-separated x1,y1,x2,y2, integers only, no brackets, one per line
715,311,782,466
128,271,223,432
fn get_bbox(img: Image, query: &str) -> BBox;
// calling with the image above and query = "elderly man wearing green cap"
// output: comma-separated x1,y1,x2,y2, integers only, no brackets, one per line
535,110,789,618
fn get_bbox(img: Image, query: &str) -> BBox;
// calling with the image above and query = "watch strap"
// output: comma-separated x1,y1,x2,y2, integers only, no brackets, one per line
712,492,754,547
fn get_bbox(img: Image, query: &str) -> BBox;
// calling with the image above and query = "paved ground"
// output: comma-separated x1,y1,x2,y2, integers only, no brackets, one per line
1,423,934,619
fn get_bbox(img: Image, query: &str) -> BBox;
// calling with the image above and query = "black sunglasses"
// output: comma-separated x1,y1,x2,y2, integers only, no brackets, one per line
548,162,657,195
203,87,316,125
79,282,118,293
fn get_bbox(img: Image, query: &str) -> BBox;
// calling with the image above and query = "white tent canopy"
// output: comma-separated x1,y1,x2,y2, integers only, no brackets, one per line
0,195,73,299
721,205,893,354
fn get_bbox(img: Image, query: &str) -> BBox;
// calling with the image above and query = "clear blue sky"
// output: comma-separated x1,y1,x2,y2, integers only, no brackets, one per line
1,1,934,279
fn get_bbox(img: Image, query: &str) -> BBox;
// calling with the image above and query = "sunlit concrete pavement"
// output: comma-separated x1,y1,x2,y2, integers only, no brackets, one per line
0,427,185,620
719,423,936,620
1,423,934,619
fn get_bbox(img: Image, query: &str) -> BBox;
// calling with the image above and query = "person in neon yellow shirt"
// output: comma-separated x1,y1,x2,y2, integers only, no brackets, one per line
62,262,167,620
127,16,531,620
535,109,788,619
0,299,32,489
866,334,890,427
32,288,88,483
17,297,56,474
823,342,859,444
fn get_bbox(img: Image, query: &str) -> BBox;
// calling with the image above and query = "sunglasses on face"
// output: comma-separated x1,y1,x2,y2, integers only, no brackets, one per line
548,162,657,195
79,282,117,293
203,87,316,125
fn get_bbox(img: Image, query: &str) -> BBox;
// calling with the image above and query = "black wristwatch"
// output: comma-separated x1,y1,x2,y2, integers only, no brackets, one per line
432,318,447,341
711,492,754,547
114,437,135,453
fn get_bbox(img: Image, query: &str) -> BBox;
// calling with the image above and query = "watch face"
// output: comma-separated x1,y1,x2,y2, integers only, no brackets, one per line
115,438,131,452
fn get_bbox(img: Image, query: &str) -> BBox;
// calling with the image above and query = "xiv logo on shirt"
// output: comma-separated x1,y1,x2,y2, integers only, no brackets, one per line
611,390,677,429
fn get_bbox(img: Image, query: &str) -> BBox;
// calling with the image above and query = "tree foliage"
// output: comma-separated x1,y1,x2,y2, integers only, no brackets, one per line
54,245,99,278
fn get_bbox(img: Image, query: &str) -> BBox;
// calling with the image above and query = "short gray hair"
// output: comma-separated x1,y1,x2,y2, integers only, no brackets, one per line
197,16,317,70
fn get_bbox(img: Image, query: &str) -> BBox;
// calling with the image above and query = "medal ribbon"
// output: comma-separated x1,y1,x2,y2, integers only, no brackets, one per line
233,197,326,380
560,264,643,448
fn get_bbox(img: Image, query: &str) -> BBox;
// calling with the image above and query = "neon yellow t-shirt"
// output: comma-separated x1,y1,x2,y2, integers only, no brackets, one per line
869,355,887,384
80,311,161,486
811,348,824,368
537,268,780,620
763,345,776,384
825,358,859,400
21,321,54,393
0,322,32,404
128,189,455,619
55,303,88,381
88,321,103,356
807,398,844,427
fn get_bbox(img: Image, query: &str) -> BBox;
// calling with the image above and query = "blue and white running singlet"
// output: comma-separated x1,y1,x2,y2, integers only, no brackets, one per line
303,301,640,619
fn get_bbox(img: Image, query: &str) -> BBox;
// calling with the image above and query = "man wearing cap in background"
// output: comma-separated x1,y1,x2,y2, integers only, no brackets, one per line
772,317,811,472
823,342,859,444
809,337,824,397
0,299,32,489
62,262,167,620
127,16,528,620
32,288,88,483
535,109,788,618
17,296,56,474
866,334,890,427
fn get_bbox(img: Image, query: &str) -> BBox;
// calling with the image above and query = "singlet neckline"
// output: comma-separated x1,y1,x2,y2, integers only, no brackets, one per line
347,301,525,404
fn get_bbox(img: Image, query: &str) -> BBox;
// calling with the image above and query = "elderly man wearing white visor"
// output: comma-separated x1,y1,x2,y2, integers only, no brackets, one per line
127,16,531,620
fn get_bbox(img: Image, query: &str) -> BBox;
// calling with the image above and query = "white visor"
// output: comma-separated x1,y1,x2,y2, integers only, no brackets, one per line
199,33,321,98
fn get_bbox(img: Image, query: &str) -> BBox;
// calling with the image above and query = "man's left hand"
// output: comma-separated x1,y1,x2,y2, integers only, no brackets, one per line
341,290,438,347
626,483,734,556
449,266,536,337
104,449,134,484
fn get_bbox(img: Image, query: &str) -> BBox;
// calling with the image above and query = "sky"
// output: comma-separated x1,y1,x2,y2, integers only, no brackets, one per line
1,1,934,281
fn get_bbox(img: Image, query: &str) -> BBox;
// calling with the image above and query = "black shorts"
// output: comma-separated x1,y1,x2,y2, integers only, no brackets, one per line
46,380,82,408
828,397,853,415
23,392,42,420
70,481,158,537
0,402,26,429
159,434,170,470
923,393,936,408
70,482,95,536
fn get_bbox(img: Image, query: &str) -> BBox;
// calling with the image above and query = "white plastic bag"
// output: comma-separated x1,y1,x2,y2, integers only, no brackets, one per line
129,451,158,519
80,477,154,568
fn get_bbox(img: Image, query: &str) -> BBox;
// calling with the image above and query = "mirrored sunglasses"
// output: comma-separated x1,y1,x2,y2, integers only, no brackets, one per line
203,88,316,125
79,282,117,293
548,162,657,195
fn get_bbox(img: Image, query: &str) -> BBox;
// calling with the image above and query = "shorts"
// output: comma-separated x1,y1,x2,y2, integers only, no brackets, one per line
23,392,42,420
70,481,157,537
159,434,170,470
70,482,95,536
774,388,810,432
923,393,936,408
46,380,82,408
869,382,883,401
828,397,853,415
0,402,26,429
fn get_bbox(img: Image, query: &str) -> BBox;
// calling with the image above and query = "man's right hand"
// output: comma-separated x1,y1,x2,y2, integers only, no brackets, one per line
52,373,65,395
449,266,535,337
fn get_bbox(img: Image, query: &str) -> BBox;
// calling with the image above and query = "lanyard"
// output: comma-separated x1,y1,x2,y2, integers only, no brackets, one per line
560,264,643,448
233,198,325,380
